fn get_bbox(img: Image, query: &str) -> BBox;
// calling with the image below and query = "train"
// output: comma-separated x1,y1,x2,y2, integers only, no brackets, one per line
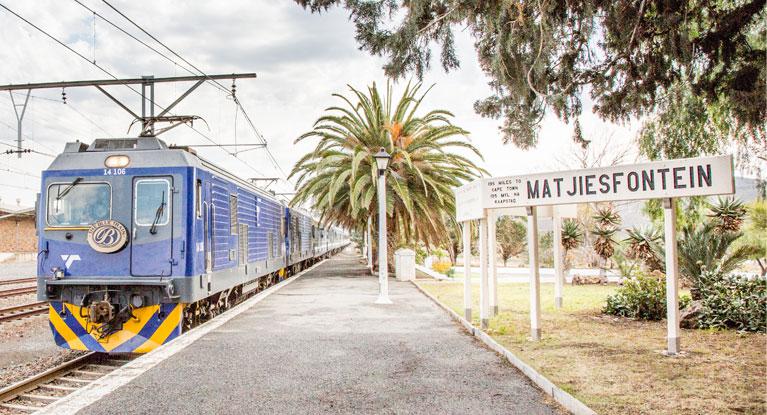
36,136,348,353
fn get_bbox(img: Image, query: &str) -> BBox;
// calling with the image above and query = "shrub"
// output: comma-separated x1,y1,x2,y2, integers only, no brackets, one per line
694,270,766,332
432,248,449,260
445,267,456,278
431,260,452,275
414,245,428,265
603,272,691,320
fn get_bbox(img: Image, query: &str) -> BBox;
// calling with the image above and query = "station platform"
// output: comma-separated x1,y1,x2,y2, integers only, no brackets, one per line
76,250,561,414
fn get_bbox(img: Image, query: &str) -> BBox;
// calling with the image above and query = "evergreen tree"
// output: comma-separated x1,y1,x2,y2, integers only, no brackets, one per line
294,0,765,149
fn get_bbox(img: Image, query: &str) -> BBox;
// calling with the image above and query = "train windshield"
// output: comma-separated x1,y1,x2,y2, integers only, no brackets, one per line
47,182,111,226
134,178,170,226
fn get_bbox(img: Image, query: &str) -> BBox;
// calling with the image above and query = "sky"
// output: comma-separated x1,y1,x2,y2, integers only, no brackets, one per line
0,0,645,209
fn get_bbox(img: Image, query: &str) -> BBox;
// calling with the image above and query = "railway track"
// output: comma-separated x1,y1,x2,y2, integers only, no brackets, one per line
0,279,35,287
0,287,36,299
0,302,48,324
0,352,135,413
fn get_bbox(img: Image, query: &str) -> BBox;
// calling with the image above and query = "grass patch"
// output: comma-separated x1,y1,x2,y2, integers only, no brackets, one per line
417,281,766,415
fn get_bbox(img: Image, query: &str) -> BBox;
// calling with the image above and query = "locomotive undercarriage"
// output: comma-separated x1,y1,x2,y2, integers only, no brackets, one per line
180,255,324,331
47,252,335,351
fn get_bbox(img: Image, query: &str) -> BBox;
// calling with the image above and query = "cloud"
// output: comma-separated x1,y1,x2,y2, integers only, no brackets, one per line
0,0,640,207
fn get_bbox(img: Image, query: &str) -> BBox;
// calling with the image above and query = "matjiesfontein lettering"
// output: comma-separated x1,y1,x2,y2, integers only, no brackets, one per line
527,164,712,199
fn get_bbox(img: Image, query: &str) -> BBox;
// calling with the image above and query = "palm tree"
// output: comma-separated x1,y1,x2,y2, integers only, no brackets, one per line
289,81,485,264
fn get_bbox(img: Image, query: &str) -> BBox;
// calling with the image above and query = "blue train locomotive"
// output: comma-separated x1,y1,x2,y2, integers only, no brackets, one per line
36,137,348,353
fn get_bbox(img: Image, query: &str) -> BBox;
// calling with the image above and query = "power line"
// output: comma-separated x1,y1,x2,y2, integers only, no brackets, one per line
0,94,86,141
0,182,38,192
0,161,41,178
1,3,276,182
98,0,291,184
0,114,63,153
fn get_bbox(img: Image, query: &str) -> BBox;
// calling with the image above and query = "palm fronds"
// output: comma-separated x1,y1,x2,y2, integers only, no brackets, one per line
289,81,485,249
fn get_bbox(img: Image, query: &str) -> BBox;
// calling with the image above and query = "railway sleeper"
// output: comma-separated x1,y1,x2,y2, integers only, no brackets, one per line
0,402,41,412
19,393,59,403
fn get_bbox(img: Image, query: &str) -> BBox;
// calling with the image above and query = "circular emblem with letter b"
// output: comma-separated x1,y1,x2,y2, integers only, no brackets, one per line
87,220,129,253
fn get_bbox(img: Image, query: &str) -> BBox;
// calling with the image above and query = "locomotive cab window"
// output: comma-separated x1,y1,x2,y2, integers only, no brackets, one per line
47,181,111,226
134,179,171,226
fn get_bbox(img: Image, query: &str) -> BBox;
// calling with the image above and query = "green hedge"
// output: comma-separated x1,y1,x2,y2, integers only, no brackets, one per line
696,271,766,332
603,273,690,320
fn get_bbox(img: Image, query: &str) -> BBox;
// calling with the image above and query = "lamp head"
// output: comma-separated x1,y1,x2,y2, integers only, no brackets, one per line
373,147,391,172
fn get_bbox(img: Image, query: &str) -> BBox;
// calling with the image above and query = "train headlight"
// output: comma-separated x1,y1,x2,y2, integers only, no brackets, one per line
51,267,64,280
104,155,130,168
130,294,144,308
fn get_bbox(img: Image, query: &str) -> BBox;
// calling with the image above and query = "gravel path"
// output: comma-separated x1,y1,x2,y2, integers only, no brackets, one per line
79,251,564,415
0,260,36,282
0,314,83,389
0,260,82,389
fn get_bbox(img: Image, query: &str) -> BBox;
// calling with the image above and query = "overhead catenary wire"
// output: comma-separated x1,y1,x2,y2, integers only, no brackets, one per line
7,91,114,137
0,3,269,179
0,95,91,145
97,0,291,183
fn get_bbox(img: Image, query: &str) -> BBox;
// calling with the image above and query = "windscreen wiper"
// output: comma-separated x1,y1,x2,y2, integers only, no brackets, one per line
56,177,83,200
149,191,166,235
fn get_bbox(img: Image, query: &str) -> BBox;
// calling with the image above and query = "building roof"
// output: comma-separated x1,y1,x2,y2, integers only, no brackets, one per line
0,199,35,219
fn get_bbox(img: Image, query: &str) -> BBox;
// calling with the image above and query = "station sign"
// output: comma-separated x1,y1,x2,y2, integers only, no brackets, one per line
455,155,735,216
455,179,484,221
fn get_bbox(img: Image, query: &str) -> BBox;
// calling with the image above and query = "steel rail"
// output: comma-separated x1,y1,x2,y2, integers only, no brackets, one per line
0,278,36,286
0,353,97,406
0,301,48,323
0,286,36,299
0,352,136,413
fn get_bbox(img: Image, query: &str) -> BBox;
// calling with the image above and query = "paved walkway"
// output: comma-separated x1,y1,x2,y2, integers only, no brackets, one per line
80,251,562,414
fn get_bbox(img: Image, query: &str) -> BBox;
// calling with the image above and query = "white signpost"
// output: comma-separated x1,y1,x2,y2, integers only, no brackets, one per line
455,155,735,354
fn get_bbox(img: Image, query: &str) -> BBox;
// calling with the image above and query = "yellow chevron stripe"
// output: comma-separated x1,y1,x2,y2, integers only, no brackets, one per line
48,305,87,350
134,304,184,354
65,303,161,352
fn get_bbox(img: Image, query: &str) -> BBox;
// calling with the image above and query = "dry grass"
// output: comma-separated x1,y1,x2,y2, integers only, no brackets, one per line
418,281,766,415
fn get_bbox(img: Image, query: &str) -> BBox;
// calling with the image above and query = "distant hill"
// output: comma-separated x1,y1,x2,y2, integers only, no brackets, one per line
618,176,764,229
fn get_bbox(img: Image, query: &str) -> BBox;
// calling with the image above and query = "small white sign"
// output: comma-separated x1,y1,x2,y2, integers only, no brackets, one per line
455,180,484,221
483,155,734,208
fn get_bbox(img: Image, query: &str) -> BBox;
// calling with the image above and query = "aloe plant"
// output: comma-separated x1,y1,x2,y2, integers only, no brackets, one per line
624,227,664,271
561,219,583,252
708,197,747,233
592,225,618,261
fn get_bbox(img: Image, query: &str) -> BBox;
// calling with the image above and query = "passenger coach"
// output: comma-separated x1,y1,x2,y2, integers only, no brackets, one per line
37,137,347,353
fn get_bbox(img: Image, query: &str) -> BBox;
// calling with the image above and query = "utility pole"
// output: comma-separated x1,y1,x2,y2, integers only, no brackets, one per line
8,90,31,158
0,73,258,156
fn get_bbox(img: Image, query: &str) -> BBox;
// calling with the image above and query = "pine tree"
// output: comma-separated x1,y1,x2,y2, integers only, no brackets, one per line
295,0,765,149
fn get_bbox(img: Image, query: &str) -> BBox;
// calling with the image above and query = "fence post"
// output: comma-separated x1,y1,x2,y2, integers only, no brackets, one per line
663,198,681,354
526,206,541,340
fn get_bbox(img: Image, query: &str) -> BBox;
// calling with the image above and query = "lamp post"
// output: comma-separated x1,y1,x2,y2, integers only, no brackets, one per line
373,147,392,304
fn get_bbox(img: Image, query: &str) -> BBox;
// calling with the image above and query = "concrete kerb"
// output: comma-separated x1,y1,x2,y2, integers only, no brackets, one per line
414,264,450,281
38,257,331,415
411,281,598,415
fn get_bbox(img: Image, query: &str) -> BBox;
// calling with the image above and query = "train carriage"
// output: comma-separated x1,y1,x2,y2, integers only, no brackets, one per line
37,137,347,353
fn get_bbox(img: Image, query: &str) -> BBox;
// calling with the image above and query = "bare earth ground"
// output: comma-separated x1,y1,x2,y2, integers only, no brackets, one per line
0,260,82,389
417,281,767,415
